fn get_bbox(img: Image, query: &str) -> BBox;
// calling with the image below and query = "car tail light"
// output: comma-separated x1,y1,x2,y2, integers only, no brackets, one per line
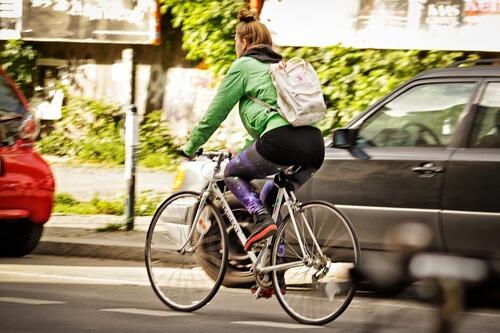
18,113,39,141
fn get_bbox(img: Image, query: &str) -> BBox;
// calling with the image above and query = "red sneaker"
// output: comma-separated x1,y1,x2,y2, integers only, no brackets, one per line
244,221,277,251
250,285,286,298
251,285,274,298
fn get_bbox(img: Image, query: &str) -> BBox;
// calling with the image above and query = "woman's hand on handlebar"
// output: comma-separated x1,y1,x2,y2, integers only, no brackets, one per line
178,147,233,161
177,148,193,160
177,148,204,161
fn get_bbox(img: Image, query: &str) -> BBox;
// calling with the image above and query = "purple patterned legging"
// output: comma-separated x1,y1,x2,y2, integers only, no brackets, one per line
223,143,317,215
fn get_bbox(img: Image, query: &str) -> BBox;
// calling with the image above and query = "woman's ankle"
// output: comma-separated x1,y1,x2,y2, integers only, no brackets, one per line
254,207,272,224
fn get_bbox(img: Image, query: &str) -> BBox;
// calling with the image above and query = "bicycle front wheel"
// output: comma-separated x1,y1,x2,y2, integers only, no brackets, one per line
145,191,228,311
271,201,360,325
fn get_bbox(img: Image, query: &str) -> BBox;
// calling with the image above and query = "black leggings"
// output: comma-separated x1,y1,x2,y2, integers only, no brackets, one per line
224,125,324,214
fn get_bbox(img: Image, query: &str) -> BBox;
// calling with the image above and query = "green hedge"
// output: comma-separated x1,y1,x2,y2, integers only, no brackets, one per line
0,40,38,97
33,2,486,165
160,1,481,133
37,95,179,169
54,191,163,216
160,0,246,74
281,47,478,131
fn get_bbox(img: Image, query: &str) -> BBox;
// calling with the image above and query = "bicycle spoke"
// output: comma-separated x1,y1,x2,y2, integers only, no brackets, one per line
283,234,303,260
145,192,228,311
272,201,360,325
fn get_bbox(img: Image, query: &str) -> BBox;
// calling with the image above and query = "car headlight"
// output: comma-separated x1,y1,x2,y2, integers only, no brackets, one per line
18,112,40,141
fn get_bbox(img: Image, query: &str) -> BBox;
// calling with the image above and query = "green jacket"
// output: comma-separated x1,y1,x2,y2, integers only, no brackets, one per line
183,56,288,156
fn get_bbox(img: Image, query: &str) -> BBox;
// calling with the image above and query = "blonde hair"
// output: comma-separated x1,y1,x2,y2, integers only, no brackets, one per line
236,9,273,46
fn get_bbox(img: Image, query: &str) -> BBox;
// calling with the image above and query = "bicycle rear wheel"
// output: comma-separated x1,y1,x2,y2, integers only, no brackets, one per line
145,191,228,311
271,200,360,325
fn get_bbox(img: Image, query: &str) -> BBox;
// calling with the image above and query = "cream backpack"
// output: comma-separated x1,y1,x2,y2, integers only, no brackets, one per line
248,58,326,126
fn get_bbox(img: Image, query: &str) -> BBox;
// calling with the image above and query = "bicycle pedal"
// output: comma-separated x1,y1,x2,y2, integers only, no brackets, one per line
251,286,273,299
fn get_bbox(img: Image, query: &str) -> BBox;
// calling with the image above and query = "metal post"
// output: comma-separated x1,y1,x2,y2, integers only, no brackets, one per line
123,48,137,231
125,105,138,230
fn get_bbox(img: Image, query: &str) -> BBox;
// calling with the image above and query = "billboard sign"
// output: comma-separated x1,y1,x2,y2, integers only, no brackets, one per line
0,0,22,39
6,0,160,44
261,0,500,52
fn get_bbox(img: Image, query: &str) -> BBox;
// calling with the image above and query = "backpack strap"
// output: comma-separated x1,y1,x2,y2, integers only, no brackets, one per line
247,95,278,113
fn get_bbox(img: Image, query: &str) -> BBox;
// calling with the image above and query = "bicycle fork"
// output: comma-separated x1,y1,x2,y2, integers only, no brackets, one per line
178,190,211,254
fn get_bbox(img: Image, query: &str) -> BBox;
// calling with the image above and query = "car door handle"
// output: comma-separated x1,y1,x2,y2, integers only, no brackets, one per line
411,163,444,174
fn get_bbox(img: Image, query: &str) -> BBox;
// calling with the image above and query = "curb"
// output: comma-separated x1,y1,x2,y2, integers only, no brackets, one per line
33,214,152,261
34,236,146,262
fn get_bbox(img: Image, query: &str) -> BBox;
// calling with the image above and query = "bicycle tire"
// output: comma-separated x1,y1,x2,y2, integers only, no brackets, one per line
145,191,228,311
271,200,360,325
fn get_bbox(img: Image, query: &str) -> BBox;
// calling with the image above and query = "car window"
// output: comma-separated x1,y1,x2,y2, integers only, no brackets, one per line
470,82,500,149
356,83,477,148
0,74,27,145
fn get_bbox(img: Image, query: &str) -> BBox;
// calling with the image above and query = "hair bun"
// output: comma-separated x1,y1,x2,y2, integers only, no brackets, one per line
238,9,256,23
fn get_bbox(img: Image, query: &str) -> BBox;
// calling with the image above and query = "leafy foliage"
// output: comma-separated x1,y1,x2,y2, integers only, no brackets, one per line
138,109,178,168
159,2,481,132
281,47,479,131
54,191,164,216
37,95,179,169
0,40,38,97
37,2,485,167
160,0,246,74
37,96,125,163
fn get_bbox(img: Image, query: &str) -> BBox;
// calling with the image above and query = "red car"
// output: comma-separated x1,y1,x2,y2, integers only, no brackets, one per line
0,70,55,256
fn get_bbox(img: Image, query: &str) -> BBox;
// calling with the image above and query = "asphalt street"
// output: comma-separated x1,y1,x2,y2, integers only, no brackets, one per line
1,255,499,333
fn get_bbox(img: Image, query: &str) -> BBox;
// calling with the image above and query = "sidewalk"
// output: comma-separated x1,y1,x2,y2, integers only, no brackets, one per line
31,158,175,261
49,161,174,201
34,214,153,261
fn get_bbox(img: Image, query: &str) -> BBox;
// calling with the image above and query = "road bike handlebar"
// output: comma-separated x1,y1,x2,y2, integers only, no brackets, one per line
194,148,232,160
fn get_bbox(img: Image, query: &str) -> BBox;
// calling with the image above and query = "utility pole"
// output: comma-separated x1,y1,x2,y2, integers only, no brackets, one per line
123,48,138,231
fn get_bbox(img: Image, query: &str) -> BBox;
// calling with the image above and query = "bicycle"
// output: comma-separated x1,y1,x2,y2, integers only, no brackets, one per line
145,151,361,325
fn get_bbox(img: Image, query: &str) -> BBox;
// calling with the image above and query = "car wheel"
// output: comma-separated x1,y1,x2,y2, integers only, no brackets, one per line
0,219,44,257
222,206,255,287
202,192,255,288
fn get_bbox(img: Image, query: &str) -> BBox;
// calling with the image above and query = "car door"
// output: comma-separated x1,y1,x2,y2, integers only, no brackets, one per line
442,80,500,259
0,73,29,213
308,79,480,250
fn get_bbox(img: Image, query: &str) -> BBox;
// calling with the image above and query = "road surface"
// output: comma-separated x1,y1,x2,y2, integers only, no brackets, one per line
1,255,499,333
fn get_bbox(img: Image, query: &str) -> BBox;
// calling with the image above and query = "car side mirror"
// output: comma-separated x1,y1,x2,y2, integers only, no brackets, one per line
332,128,358,148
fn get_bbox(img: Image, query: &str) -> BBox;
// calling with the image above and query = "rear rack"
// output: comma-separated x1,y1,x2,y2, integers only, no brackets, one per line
448,58,500,68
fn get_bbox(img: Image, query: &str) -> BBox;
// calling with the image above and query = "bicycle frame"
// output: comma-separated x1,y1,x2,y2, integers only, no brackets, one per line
181,153,327,276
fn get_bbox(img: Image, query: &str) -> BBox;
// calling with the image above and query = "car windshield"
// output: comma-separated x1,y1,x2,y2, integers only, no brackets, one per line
356,83,477,148
0,74,27,122
0,74,27,145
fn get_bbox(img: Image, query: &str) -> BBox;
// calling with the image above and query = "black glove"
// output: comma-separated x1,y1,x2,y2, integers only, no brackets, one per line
177,149,191,159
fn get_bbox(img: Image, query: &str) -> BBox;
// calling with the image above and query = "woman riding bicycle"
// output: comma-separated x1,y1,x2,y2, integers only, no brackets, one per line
181,9,325,252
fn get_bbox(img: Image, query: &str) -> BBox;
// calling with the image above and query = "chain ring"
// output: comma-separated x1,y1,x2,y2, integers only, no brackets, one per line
254,270,273,288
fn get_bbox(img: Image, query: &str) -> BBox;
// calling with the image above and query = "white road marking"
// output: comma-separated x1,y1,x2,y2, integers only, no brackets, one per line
231,321,322,329
100,308,193,317
0,269,149,286
0,264,214,288
0,297,66,305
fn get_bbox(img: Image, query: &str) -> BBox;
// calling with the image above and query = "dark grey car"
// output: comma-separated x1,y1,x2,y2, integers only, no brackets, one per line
304,60,500,260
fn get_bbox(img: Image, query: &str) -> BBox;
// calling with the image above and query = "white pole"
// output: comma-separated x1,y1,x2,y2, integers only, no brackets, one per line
122,48,137,230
